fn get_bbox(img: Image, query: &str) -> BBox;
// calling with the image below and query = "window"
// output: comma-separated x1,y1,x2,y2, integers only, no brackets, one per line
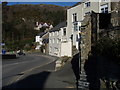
49,33,51,36
50,46,52,52
101,8,104,13
53,38,55,43
72,13,77,22
57,38,59,43
63,28,66,36
56,31,59,36
52,32,54,36
79,33,81,39
100,4,108,13
73,22,78,31
76,34,78,41
49,39,51,43
101,7,108,13
79,26,81,31
85,2,91,8
71,34,73,41
105,7,108,13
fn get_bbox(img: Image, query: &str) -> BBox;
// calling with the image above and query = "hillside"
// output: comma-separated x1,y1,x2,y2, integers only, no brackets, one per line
2,3,68,50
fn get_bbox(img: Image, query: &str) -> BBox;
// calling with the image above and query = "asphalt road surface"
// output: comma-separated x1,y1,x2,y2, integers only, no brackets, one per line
2,53,57,88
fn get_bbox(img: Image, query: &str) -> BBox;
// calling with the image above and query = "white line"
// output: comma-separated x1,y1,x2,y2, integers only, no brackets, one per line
7,55,56,85
7,59,55,85
3,54,56,67
3,60,36,67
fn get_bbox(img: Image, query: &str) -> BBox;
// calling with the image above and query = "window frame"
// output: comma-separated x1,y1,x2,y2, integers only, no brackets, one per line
63,28,66,36
72,13,77,22
85,2,91,8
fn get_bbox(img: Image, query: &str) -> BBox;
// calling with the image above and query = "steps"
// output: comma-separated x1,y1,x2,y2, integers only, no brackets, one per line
78,72,89,90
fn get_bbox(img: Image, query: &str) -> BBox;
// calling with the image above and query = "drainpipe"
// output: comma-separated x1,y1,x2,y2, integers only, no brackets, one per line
79,31,82,75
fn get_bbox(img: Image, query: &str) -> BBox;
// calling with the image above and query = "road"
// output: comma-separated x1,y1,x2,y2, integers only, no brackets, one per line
2,53,57,88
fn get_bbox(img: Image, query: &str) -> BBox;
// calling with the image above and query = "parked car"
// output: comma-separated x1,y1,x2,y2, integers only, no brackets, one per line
17,50,25,56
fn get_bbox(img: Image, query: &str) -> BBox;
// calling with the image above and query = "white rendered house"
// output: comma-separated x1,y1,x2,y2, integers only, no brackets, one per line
67,0,111,49
49,22,72,57
35,32,47,50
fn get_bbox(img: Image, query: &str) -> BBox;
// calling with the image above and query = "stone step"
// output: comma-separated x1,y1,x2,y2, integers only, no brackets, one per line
80,74,87,77
80,78,87,81
78,86,89,90
78,80,89,89
80,74,87,80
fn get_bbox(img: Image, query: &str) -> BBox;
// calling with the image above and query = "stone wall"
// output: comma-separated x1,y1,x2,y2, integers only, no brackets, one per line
111,2,120,27
80,15,92,72
78,10,120,72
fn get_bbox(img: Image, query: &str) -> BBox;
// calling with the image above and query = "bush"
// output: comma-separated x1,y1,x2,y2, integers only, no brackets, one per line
92,37,120,61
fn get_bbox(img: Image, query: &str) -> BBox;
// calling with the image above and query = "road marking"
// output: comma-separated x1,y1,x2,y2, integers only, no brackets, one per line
3,60,36,67
7,56,56,86
3,54,56,68
14,60,55,81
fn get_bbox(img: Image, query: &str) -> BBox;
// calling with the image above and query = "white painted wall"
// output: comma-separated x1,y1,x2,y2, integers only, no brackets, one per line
35,36,42,45
61,41,72,57
49,30,60,57
67,0,111,49
49,27,72,57
35,36,43,50
35,36,40,42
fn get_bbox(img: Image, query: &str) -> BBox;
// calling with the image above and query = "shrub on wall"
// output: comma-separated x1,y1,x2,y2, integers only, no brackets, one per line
92,37,120,63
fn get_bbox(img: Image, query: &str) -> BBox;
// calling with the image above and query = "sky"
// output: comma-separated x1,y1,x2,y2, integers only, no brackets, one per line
1,0,81,2
6,2,79,6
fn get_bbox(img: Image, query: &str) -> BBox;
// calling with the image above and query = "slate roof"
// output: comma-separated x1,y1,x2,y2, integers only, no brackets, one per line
37,32,47,37
42,38,49,43
49,21,67,32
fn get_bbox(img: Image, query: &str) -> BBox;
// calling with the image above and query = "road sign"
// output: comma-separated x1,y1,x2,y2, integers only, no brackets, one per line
0,43,5,46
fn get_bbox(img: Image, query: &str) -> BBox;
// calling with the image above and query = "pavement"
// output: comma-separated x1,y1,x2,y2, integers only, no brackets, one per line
2,54,77,89
44,61,76,88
